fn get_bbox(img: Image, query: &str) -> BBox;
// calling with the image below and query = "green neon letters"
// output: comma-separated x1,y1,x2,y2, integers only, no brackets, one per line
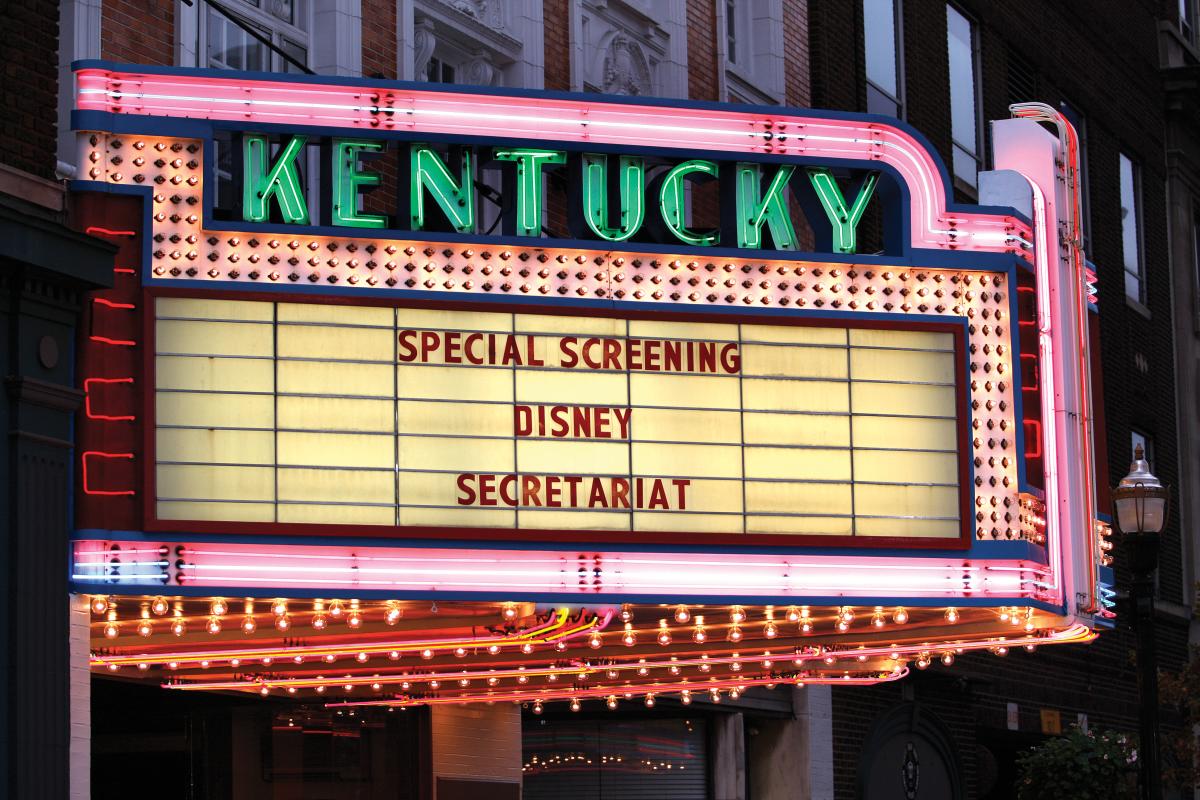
806,168,879,254
733,163,798,250
411,146,475,233
658,160,720,247
242,134,310,224
492,148,567,237
330,139,387,229
580,154,646,242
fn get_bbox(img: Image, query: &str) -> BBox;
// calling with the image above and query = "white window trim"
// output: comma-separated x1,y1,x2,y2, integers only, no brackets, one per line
1119,152,1147,308
947,3,982,193
862,0,905,119
398,1,545,89
716,0,786,105
57,0,103,173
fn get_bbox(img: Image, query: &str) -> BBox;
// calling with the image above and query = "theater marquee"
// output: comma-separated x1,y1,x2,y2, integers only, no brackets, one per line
70,62,1109,653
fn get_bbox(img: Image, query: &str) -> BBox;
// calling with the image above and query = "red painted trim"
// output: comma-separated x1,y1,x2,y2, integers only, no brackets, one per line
139,287,974,551
83,377,136,421
81,451,136,496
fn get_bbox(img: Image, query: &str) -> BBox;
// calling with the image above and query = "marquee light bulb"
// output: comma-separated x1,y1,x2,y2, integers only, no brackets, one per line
1024,644,1037,653
271,600,288,617
171,618,186,637
727,625,743,643
871,608,886,628
893,607,909,625
275,614,291,631
764,620,779,639
839,606,855,624
916,655,931,670
206,617,221,635
729,606,746,624
621,624,637,647
150,597,169,616
521,642,534,655
785,606,800,623
356,652,369,663
554,640,568,652
693,625,707,644
836,619,850,633
312,614,327,630
619,604,634,623
389,651,401,660
657,619,671,646
570,698,581,712
421,648,434,660
137,619,153,637
710,689,721,703
606,695,618,710
674,605,691,624
587,631,603,649
941,652,955,666
945,607,960,624
328,600,344,618
532,700,543,715
210,598,228,617
729,688,741,700
994,646,1009,656
103,620,119,639
91,596,110,615
137,663,149,671
385,603,402,625
454,647,467,658
644,694,655,708
502,602,518,622
680,690,692,705
242,615,257,634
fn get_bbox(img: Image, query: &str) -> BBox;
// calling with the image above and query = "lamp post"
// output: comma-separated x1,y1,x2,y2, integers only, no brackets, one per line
1112,443,1170,800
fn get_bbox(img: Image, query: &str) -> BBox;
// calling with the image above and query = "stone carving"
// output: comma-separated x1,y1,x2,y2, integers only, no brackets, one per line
601,34,652,96
462,51,497,86
440,0,504,30
413,17,437,81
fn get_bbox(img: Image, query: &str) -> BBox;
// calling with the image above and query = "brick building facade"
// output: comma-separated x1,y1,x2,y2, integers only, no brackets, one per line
2,0,1194,797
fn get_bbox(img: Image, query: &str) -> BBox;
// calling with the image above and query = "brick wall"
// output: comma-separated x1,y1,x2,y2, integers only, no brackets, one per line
784,0,811,108
687,0,719,101
102,0,173,65
362,0,397,79
1,0,61,180
543,0,571,91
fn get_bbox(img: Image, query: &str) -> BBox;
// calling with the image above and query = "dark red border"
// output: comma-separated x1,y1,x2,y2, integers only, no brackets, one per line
137,286,973,550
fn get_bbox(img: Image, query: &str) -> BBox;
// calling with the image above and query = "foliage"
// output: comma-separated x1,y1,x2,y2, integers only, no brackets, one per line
1160,643,1200,788
1016,726,1137,800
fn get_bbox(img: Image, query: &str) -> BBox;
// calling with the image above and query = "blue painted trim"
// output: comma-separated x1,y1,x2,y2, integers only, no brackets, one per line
66,579,1065,613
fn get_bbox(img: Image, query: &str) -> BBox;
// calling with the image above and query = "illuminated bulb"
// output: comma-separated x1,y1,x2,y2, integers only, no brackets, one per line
872,607,886,628
637,660,649,676
137,663,149,671
517,673,528,684
487,675,499,686
385,604,402,625
570,698,581,712
621,624,637,647
945,607,960,624
893,607,909,625
487,644,501,656
107,664,119,672
698,656,711,673
459,678,469,687
693,625,707,643
607,669,619,679
103,620,119,639
421,648,434,660
764,620,778,639
941,652,955,666
656,620,671,646
521,642,534,655
453,647,467,658
836,619,850,633
275,614,291,631
347,611,362,629
619,604,634,623
669,663,681,675
312,614,327,630
315,685,325,694
730,606,746,624
710,689,721,703
262,657,272,665
137,619,153,638
785,606,800,623
606,695,618,710
200,660,210,669
800,619,813,634
729,688,741,700
230,659,240,667
680,690,692,705
532,700,543,715
674,605,691,624
389,651,400,660
271,600,288,617
554,640,568,652
994,646,1009,656
150,597,169,616
167,661,178,670
727,625,743,643
206,617,221,635
356,652,369,663
324,654,335,663
171,618,186,637
999,608,1011,622
328,600,344,618
915,653,931,670
287,687,298,694
241,615,256,634
1024,643,1037,653
210,598,228,617
587,631,603,649
260,687,270,696
502,602,519,621
839,606,855,624
1024,620,1035,633
91,596,110,615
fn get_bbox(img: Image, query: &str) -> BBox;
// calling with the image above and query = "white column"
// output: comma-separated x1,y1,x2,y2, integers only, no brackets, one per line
57,0,102,170
429,704,522,798
711,712,747,800
68,594,91,800
312,0,363,76
797,685,835,799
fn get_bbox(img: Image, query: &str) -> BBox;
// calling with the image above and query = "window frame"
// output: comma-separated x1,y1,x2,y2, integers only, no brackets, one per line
946,3,982,194
862,0,905,119
198,0,311,75
1118,152,1146,307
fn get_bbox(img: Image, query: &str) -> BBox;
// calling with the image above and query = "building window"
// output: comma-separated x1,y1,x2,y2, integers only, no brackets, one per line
1119,153,1145,304
946,5,980,191
425,55,457,84
1180,0,1197,44
863,0,903,117
201,0,309,73
719,0,785,104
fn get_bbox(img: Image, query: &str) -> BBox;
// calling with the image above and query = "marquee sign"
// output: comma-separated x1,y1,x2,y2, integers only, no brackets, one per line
69,63,1107,627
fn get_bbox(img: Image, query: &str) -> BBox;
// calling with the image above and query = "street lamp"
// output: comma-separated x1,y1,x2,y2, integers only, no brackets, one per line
1112,443,1170,800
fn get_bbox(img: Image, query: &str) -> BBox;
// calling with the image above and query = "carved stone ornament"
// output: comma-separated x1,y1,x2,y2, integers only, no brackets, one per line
438,0,504,30
462,51,497,87
601,34,652,96
413,17,437,80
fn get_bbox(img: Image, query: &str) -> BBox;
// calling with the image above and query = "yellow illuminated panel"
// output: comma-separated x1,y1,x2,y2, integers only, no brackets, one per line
154,299,964,539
